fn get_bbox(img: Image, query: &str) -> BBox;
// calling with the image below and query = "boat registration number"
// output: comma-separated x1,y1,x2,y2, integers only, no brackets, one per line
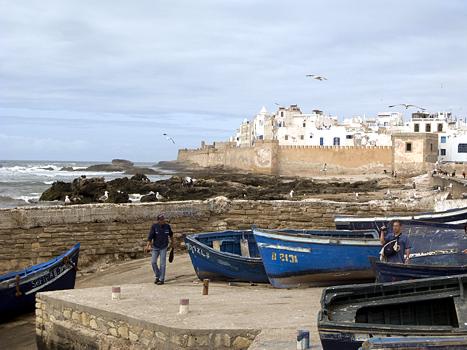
271,252,298,263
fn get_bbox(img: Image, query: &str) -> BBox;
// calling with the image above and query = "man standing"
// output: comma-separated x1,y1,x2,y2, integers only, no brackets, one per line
379,220,411,264
145,214,173,285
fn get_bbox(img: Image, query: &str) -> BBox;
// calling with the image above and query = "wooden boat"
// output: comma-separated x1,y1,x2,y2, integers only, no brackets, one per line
252,228,381,288
335,206,467,230
370,257,467,283
184,230,268,283
359,336,467,349
0,243,80,321
318,274,467,350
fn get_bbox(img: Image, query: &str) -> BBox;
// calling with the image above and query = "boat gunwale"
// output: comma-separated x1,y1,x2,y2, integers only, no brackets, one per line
370,257,467,271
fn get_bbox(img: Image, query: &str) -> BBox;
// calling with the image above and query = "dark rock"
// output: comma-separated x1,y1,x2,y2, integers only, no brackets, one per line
40,167,55,171
85,164,123,172
140,194,157,202
39,181,72,201
112,159,134,168
124,167,160,175
108,190,130,203
60,166,74,171
131,173,150,182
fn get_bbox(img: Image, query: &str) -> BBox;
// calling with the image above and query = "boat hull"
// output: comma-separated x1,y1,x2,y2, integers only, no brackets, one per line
370,257,467,283
0,244,80,321
335,207,467,230
253,229,381,288
185,232,268,283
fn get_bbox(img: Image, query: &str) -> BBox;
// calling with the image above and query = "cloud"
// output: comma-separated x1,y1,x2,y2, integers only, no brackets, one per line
0,0,466,160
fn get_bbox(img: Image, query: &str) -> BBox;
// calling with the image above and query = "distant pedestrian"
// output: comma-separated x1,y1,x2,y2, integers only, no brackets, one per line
463,171,466,179
379,220,411,264
145,214,174,285
452,171,456,177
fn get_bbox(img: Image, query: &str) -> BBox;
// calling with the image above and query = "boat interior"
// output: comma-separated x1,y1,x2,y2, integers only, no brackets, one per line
194,230,261,258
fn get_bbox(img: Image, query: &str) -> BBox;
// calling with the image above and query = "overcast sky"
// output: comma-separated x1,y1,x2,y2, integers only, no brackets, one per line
1,1,466,162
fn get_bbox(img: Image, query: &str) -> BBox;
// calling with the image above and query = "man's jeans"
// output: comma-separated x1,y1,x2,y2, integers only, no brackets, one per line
151,247,167,281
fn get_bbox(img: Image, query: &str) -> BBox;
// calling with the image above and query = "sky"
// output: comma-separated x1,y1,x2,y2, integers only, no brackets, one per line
1,0,467,162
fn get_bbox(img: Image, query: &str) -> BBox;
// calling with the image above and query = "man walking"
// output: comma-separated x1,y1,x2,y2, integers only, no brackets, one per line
145,214,173,284
379,220,411,264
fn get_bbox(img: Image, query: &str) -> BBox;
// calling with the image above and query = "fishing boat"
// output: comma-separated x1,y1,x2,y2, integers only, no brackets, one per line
318,274,467,350
252,228,381,288
0,243,80,321
184,230,268,283
370,257,467,283
335,206,467,230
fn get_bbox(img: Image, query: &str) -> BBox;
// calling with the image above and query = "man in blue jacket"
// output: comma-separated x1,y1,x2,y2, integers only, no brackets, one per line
379,220,411,264
145,214,173,285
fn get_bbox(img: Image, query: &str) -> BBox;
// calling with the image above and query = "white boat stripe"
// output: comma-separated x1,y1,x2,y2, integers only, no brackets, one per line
25,266,73,295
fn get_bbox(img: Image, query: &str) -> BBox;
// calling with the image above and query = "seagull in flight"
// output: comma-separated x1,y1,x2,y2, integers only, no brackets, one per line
306,74,327,81
388,104,426,111
163,133,176,144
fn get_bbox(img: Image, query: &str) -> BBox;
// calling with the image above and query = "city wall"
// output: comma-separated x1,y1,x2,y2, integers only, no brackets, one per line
178,141,392,175
0,199,425,274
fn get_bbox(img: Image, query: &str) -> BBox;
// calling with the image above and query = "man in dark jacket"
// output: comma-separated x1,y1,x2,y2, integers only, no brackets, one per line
379,220,411,264
145,214,173,284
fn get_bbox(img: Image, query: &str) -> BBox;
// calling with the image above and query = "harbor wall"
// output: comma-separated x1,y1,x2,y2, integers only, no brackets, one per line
178,141,392,175
0,199,427,274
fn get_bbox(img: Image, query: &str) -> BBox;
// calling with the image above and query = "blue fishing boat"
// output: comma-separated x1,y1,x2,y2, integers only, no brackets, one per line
184,230,268,283
318,274,467,350
253,228,381,288
370,257,467,283
335,206,467,230
0,243,80,321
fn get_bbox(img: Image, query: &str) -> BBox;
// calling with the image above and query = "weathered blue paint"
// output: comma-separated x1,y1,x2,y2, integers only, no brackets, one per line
371,257,467,283
335,206,467,230
253,228,381,288
0,243,80,321
185,230,269,283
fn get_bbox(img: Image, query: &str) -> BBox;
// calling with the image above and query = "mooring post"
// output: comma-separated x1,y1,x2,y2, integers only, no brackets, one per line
296,329,310,349
111,286,121,300
179,298,189,314
202,279,210,295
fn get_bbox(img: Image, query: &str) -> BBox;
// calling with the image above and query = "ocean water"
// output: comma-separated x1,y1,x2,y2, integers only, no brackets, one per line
0,160,170,208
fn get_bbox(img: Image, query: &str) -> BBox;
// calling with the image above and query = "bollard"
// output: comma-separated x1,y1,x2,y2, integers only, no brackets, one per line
296,329,310,350
179,298,189,314
112,286,121,300
202,279,210,295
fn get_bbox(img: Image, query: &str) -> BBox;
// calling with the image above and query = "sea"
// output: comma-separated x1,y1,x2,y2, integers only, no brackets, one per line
0,160,171,209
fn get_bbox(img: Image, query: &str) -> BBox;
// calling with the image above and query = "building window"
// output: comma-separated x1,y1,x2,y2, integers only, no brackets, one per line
458,143,467,153
406,142,412,152
425,124,431,132
346,135,353,139
440,149,446,156
309,134,313,139
333,137,340,146
285,135,289,141
300,135,304,140
437,123,443,132
280,111,284,117
414,124,419,132
441,136,446,143
303,122,306,128
320,137,324,146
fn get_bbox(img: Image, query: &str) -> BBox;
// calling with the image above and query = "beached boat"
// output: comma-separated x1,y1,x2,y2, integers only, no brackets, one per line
0,243,80,320
184,230,268,283
359,336,467,349
318,274,467,350
252,228,381,288
334,206,467,230
370,257,467,283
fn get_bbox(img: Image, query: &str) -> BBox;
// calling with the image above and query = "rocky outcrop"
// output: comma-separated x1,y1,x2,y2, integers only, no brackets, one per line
112,159,134,168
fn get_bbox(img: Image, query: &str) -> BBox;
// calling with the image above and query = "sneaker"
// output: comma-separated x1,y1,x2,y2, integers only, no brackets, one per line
156,280,164,285
154,278,160,284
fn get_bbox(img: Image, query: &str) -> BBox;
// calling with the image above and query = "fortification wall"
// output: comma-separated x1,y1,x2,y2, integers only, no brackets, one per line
277,146,392,175
178,143,392,176
0,199,427,274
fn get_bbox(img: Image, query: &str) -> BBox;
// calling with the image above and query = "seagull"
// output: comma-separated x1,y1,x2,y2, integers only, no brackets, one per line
289,190,294,198
155,192,164,201
163,133,176,144
355,192,359,198
388,104,426,111
99,191,109,202
148,191,155,195
306,74,327,81
64,195,71,205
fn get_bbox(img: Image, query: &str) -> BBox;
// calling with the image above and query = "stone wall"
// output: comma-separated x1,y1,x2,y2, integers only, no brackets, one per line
178,141,392,176
36,294,257,350
432,175,467,199
0,199,428,274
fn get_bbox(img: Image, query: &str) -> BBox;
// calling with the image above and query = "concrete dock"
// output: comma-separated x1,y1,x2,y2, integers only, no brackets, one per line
34,254,324,349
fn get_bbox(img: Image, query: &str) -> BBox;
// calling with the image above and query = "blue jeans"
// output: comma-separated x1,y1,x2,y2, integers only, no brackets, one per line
151,247,167,281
